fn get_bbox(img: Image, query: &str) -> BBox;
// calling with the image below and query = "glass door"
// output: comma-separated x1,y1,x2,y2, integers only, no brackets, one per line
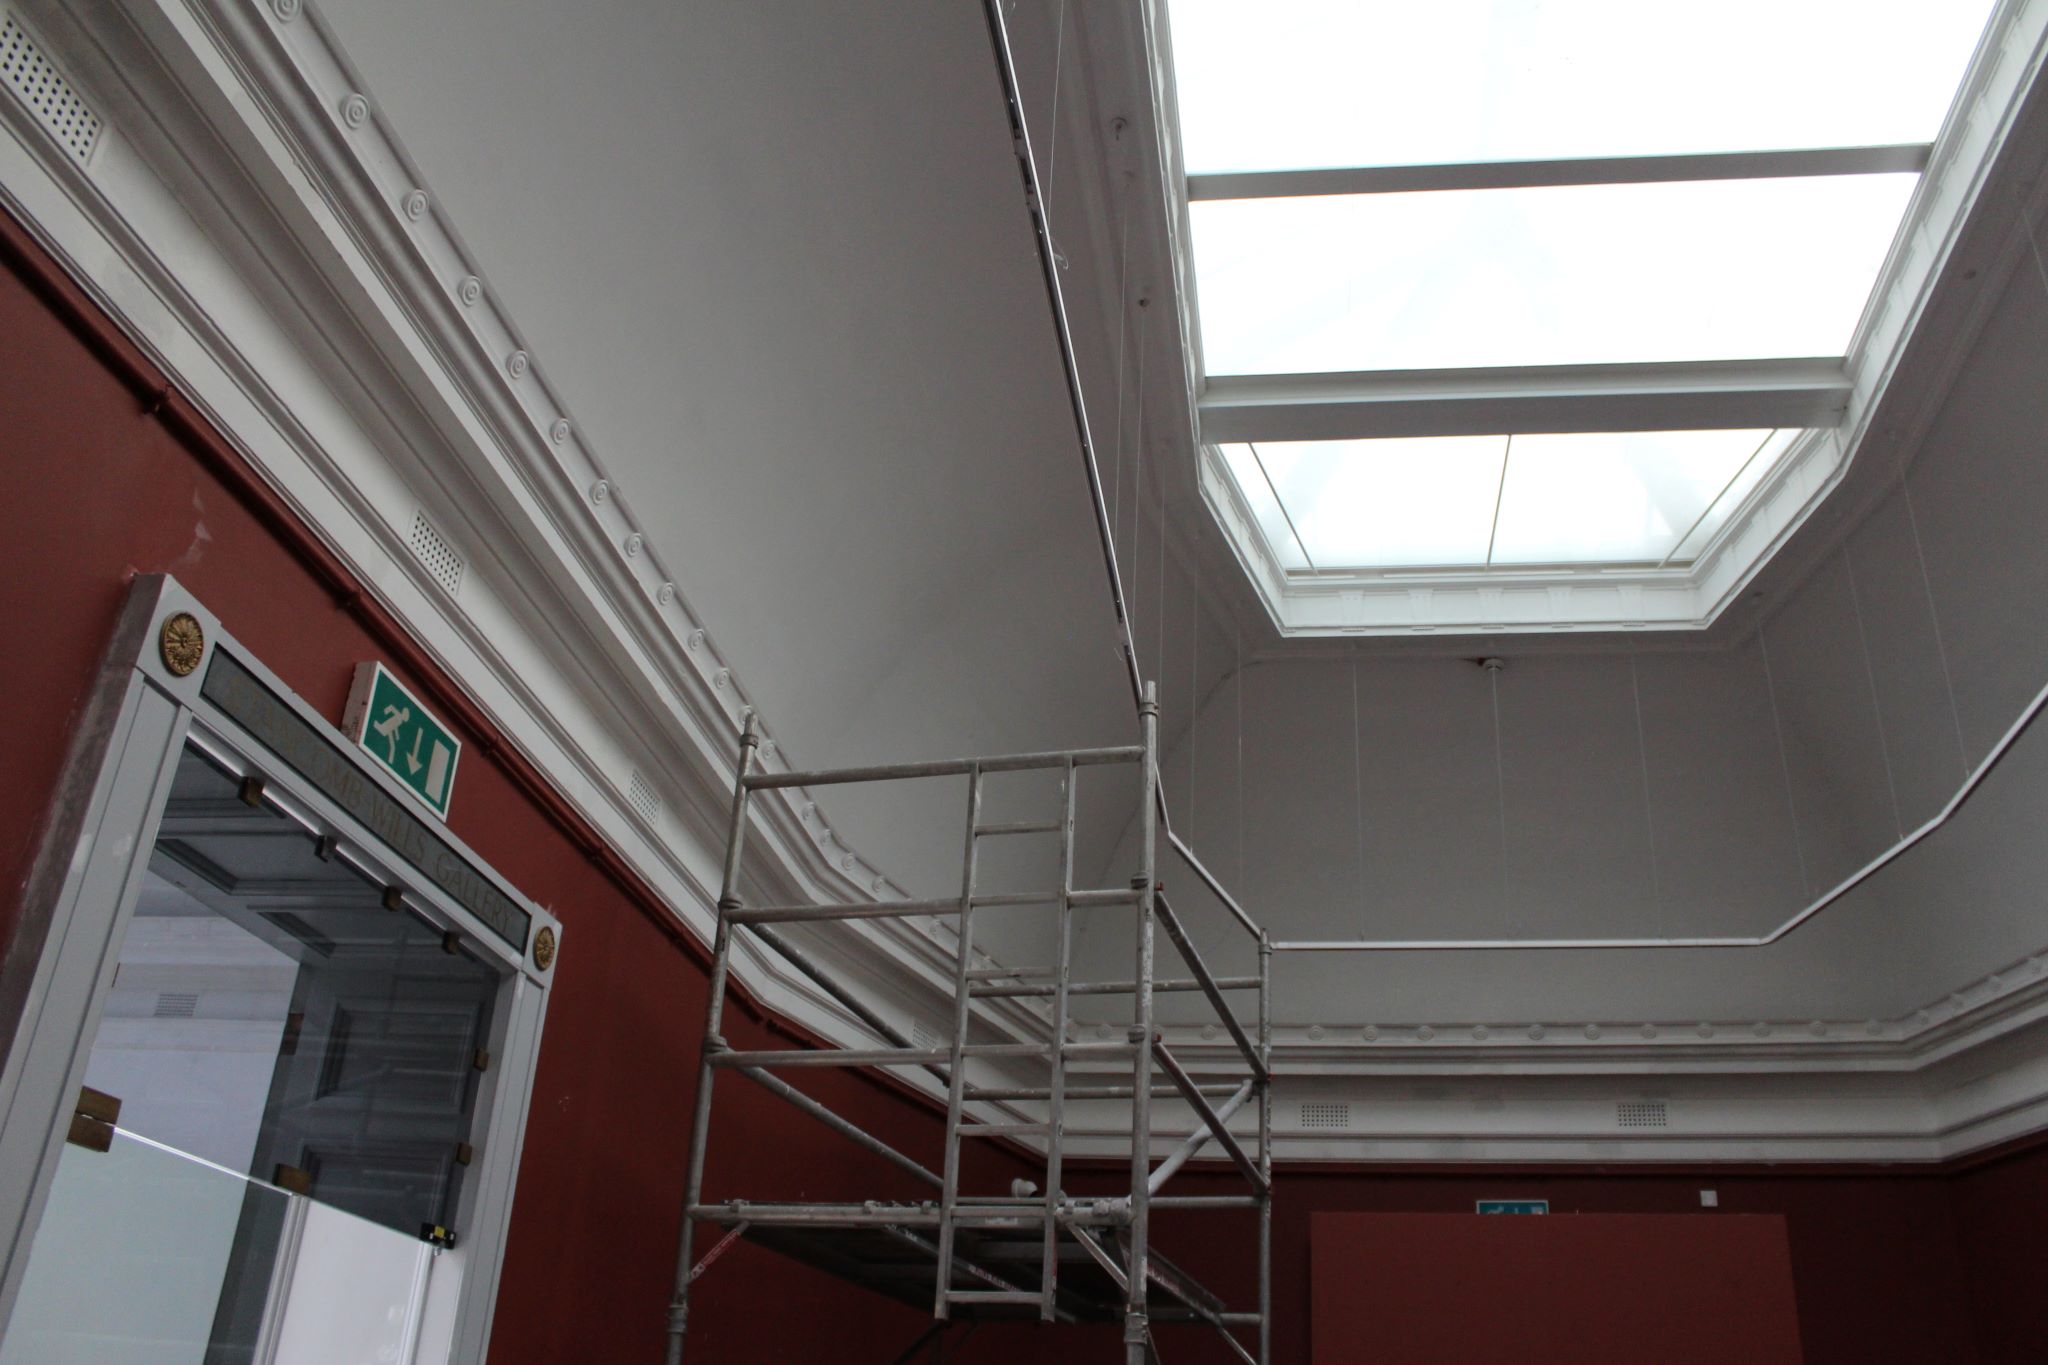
0,744,508,1364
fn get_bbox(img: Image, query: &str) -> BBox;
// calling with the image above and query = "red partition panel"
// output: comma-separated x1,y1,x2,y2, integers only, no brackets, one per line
1312,1211,1803,1364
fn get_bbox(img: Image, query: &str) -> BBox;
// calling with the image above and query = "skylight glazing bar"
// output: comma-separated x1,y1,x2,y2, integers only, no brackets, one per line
1658,430,1777,568
1200,360,1851,445
1187,143,1932,201
1246,443,1315,571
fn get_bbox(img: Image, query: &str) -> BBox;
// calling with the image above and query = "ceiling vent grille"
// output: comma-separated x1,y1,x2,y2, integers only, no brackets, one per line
627,769,662,825
910,1020,945,1054
1,16,101,165
1617,1100,1669,1129
152,990,199,1019
408,511,464,596
1299,1101,1351,1131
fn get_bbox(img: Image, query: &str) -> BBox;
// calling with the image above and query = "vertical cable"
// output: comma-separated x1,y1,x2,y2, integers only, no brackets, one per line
1043,0,1069,204
1190,592,1198,846
1127,303,1147,648
1843,541,1906,839
1351,659,1366,936
1487,666,1509,910
1900,469,1970,778
1157,384,1167,686
1758,624,1812,896
1236,622,1245,888
1628,654,1662,922
1110,200,1131,567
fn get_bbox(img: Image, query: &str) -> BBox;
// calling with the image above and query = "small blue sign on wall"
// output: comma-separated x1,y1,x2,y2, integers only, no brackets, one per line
1476,1200,1549,1215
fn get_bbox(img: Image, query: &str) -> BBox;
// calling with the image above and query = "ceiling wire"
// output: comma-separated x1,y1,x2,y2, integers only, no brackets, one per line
1110,192,1131,554
1899,467,1970,779
1235,621,1244,888
1487,664,1510,912
1351,659,1366,937
1842,540,1907,841
1188,575,1197,847
1757,623,1813,897
1043,0,1070,269
1628,653,1663,925
1157,360,1166,685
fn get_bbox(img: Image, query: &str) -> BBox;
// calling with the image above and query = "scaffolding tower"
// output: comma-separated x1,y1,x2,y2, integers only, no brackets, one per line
667,684,1271,1364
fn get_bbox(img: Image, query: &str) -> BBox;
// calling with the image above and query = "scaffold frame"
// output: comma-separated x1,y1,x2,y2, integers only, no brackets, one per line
666,683,1271,1364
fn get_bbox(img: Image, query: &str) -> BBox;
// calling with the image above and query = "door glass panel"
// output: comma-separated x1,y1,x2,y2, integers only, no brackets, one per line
0,1133,281,1365
0,1132,431,1365
102,748,502,1236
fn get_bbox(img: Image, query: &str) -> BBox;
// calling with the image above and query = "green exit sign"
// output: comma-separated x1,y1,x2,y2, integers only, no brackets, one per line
344,662,461,820
1476,1200,1549,1215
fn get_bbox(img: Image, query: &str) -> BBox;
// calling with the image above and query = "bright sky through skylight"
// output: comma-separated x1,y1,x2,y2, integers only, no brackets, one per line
1167,1,1996,173
1180,1,1993,590
1223,430,1797,570
1192,174,1919,375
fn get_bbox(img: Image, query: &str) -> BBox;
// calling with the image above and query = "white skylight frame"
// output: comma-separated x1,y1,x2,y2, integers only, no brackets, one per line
1157,0,2037,635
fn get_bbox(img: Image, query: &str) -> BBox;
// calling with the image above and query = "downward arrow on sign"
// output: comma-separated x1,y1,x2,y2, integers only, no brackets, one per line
406,728,425,775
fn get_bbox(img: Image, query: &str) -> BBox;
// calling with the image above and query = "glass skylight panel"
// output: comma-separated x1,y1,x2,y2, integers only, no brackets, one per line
1191,174,1918,375
1667,429,1801,563
1221,430,1804,572
1167,0,1996,173
1218,443,1310,570
1233,437,1508,569
1488,430,1780,566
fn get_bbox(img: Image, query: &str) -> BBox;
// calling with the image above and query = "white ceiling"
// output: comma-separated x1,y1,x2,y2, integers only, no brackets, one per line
314,0,1138,959
306,0,2048,1043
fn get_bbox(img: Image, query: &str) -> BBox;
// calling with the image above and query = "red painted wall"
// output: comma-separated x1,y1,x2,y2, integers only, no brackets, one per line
1948,1142,2048,1363
7,207,2048,1365
1081,1165,1985,1365
1309,1212,1802,1363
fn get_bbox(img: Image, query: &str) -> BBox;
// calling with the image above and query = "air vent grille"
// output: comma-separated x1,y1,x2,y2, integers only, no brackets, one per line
1617,1100,1669,1129
627,770,662,825
1299,1101,1351,1131
408,511,464,596
153,991,199,1019
1,16,102,165
911,1020,945,1054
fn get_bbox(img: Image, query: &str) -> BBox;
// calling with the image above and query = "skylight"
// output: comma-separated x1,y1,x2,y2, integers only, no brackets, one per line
1168,1,1994,174
1222,431,1795,571
1191,176,1918,375
1163,0,2004,627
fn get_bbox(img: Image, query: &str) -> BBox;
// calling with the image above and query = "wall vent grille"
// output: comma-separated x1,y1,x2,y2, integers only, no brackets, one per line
1616,1100,1669,1129
408,511,464,596
910,1020,945,1054
627,770,662,825
1,16,101,164
153,991,199,1019
1299,1101,1351,1131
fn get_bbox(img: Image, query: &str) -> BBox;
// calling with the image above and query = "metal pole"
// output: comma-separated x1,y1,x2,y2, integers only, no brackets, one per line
1146,1080,1257,1196
1041,758,1078,1318
1257,931,1273,1365
1126,683,1160,1365
975,0,1144,710
932,766,985,1319
667,714,759,1364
